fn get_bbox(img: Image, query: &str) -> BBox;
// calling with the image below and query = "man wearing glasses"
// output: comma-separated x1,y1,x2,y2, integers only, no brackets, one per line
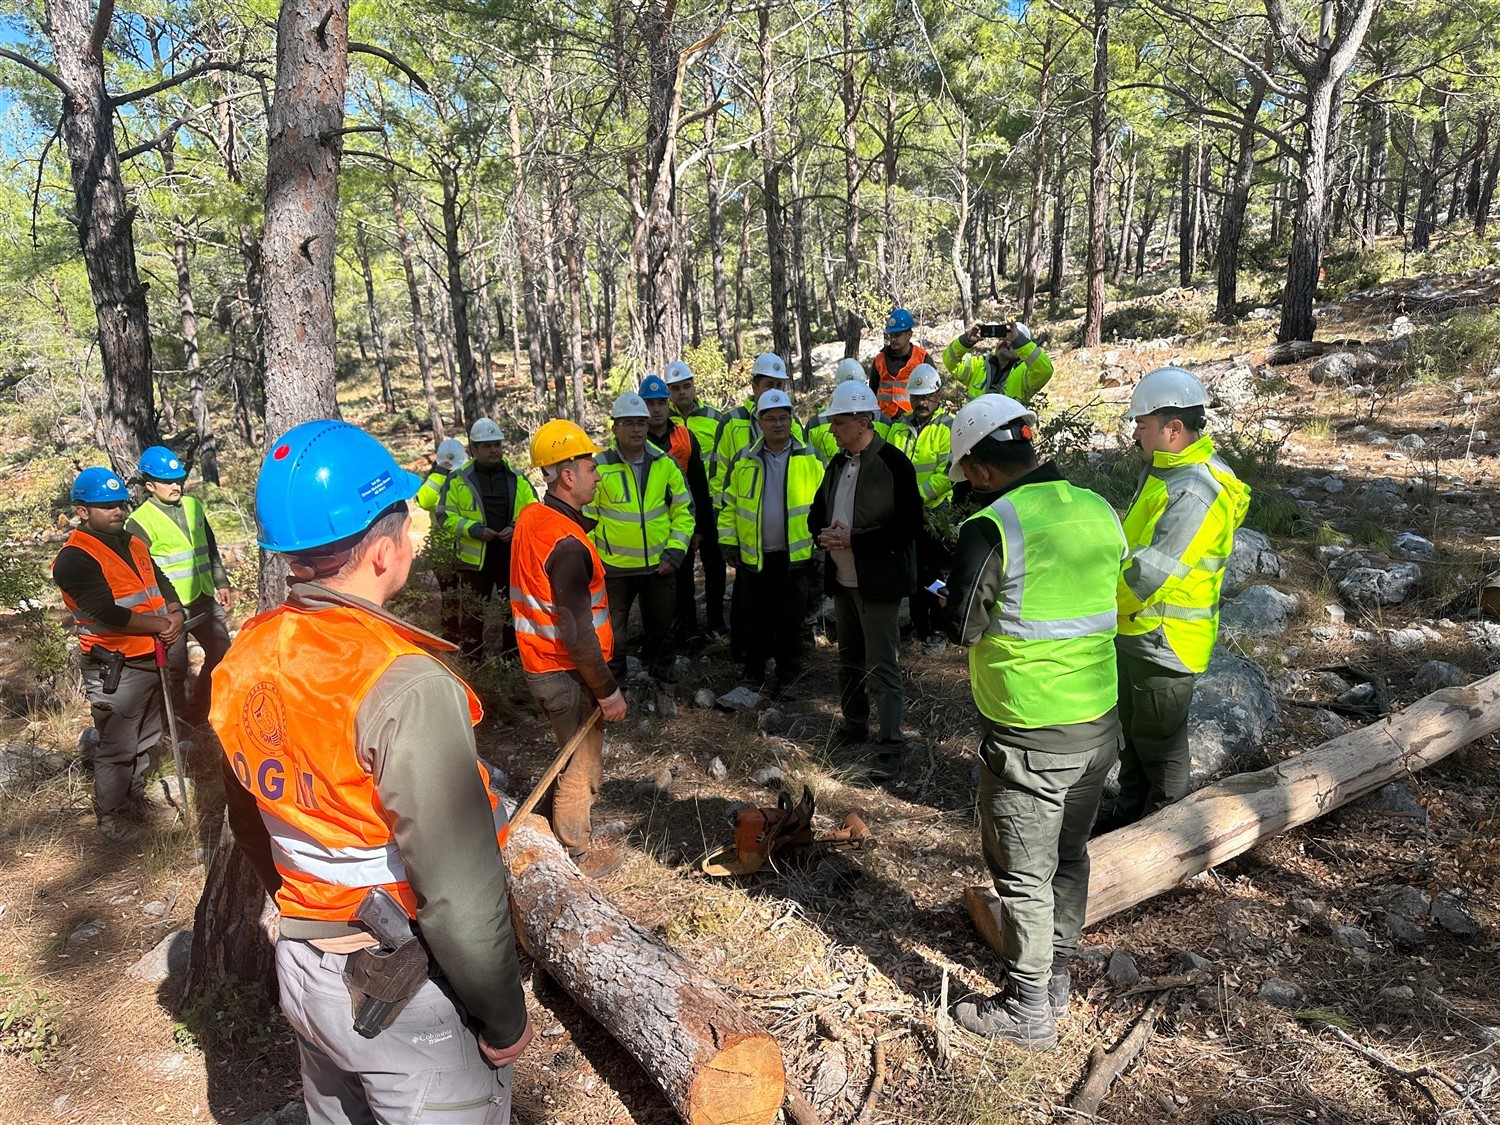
52,468,186,843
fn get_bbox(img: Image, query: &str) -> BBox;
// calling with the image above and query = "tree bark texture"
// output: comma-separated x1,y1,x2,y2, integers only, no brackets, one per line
964,672,1500,937
43,0,158,472
437,157,485,428
1019,19,1053,324
505,812,786,1124
701,74,732,355
1216,63,1270,321
1411,91,1451,253
840,0,862,358
261,0,346,439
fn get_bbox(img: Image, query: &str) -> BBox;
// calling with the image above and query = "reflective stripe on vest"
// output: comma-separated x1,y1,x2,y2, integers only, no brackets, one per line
510,501,615,673
129,496,215,604
718,442,824,570
208,602,495,924
873,346,929,419
52,531,168,658
1116,437,1250,675
587,449,692,571
966,481,1126,728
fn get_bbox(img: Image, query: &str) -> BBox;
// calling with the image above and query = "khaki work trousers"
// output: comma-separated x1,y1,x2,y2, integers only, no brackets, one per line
524,668,605,853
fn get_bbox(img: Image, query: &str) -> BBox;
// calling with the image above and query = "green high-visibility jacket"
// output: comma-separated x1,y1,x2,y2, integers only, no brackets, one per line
717,437,824,571
415,468,451,513
671,399,725,462
127,495,217,604
584,445,694,574
954,474,1127,728
435,459,538,570
884,412,955,508
710,399,809,501
942,336,1054,401
1117,435,1250,674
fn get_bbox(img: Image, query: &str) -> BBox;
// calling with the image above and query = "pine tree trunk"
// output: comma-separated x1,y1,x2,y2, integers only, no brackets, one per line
163,146,219,485
1111,148,1136,284
1476,132,1500,237
559,163,587,420
43,0,159,471
1019,21,1053,323
389,175,445,441
1411,91,1451,253
840,0,863,357
1178,142,1197,285
702,74,732,355
1216,65,1269,322
758,3,792,360
356,225,395,413
953,118,976,324
789,159,815,385
437,158,483,429
1362,106,1388,245
507,75,549,403
1081,0,1109,348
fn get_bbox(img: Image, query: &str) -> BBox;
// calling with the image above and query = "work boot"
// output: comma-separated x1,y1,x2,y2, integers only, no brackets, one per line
1049,967,1071,1019
954,981,1057,1051
831,724,867,749
869,739,909,781
98,814,144,845
570,840,624,880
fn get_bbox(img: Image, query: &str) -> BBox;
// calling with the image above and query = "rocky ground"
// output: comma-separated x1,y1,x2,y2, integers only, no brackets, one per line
0,266,1497,1123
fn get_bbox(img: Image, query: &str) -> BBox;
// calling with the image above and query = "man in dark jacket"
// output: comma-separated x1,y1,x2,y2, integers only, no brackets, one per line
809,382,922,771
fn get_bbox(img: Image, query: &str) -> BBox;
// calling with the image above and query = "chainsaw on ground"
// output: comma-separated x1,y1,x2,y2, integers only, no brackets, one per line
699,785,872,877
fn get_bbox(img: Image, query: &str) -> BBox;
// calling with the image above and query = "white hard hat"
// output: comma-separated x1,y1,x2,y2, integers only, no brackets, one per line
1124,366,1210,421
1011,322,1032,348
664,360,694,385
826,382,878,416
750,353,789,380
611,392,651,419
948,394,1037,481
470,418,503,443
834,357,865,383
435,438,467,470
907,363,941,396
756,389,793,415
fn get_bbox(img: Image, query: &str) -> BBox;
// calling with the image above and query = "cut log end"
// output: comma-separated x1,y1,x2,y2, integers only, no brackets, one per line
687,1033,786,1125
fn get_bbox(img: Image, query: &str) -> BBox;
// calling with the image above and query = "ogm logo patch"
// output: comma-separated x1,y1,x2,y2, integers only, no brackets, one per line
242,682,289,755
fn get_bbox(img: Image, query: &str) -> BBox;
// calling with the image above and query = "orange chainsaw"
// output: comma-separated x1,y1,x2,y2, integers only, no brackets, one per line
699,785,872,877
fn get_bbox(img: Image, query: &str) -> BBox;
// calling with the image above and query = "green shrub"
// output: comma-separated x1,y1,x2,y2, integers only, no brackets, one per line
1096,300,1208,342
1415,310,1500,383
0,975,64,1067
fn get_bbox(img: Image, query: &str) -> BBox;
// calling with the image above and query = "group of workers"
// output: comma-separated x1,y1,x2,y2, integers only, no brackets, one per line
48,303,1247,1119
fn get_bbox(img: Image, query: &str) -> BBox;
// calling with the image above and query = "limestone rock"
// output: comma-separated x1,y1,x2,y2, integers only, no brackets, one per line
1223,529,1287,594
1220,585,1300,637
1412,660,1467,692
0,743,66,788
1337,562,1423,607
125,930,193,984
707,757,728,782
1106,950,1141,987
1185,652,1278,785
714,686,763,712
1258,977,1305,1008
1392,532,1435,560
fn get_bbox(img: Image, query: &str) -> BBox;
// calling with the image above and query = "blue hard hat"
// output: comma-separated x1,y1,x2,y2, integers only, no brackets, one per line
70,466,130,505
885,308,915,334
138,445,187,481
639,374,669,400
255,420,421,554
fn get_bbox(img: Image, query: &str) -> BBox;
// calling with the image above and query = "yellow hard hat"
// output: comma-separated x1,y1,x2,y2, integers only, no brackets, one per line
529,419,600,469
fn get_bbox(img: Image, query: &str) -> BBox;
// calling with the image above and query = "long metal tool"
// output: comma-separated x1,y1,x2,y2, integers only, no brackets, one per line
152,611,204,825
496,706,602,849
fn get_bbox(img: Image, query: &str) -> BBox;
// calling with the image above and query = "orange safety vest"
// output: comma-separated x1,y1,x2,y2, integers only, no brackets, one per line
656,422,694,476
209,603,498,923
873,345,931,419
509,501,614,674
52,530,168,658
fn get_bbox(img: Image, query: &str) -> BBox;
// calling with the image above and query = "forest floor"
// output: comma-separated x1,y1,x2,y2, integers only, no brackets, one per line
0,265,1498,1124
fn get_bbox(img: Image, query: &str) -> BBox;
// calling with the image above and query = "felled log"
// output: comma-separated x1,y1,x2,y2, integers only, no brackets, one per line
503,810,785,1125
967,673,1500,942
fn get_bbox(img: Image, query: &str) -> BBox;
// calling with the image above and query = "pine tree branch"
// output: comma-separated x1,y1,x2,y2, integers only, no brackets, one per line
0,48,77,101
349,42,431,95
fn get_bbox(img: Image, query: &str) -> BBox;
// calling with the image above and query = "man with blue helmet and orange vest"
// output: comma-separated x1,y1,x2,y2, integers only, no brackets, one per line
868,307,935,420
53,466,186,843
511,419,629,877
210,420,532,1123
125,445,234,726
